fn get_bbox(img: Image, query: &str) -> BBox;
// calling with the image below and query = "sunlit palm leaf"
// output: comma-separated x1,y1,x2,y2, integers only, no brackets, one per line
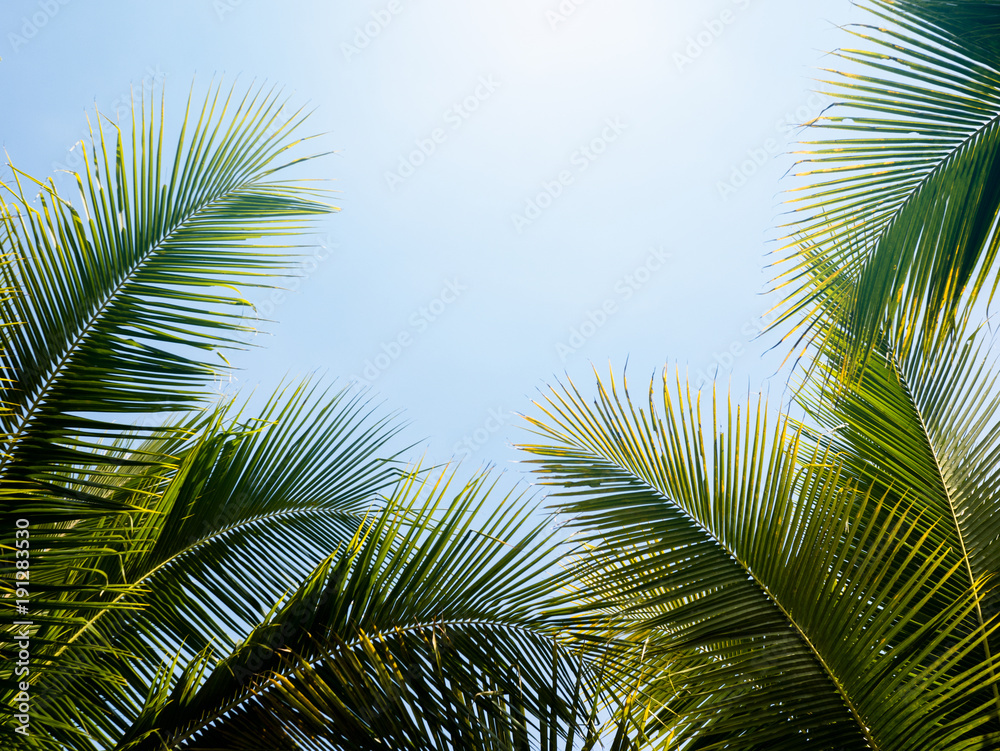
0,80,335,522
519,369,1000,750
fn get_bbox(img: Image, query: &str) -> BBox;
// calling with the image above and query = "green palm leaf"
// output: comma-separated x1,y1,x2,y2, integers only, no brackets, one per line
772,0,1000,364
0,80,334,522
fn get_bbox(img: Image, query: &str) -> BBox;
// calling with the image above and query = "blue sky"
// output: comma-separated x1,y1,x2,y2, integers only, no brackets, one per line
1,0,856,472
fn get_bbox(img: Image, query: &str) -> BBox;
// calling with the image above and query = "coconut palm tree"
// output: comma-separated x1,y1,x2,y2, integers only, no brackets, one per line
0,84,601,750
518,2,1000,748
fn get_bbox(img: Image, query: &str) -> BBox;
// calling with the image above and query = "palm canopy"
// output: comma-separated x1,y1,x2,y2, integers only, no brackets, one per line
9,1,1000,748
0,84,608,750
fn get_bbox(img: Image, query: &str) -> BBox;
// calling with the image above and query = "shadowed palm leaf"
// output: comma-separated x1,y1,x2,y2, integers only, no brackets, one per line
772,0,1000,365
113,467,604,751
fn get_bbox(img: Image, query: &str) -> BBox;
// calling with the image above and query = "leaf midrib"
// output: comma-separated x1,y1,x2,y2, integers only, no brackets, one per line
1,173,268,477
886,347,1000,718
551,446,882,751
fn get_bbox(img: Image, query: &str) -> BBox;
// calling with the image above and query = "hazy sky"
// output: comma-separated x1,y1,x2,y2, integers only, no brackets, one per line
1,0,858,473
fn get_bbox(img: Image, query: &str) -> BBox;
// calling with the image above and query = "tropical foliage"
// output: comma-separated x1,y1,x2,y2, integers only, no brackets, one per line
5,0,1000,749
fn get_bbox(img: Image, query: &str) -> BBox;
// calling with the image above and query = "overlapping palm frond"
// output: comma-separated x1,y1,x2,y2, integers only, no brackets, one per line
2,381,406,750
771,0,1000,365
112,466,605,751
0,81,347,748
519,369,1000,750
784,250,1000,740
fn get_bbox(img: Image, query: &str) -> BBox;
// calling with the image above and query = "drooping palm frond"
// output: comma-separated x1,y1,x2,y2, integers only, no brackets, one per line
772,0,1000,365
518,369,1000,751
111,467,606,751
0,80,335,523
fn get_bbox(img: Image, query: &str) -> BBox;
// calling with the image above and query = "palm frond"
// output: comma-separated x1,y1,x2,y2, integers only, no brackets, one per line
0,80,335,522
772,0,1000,364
